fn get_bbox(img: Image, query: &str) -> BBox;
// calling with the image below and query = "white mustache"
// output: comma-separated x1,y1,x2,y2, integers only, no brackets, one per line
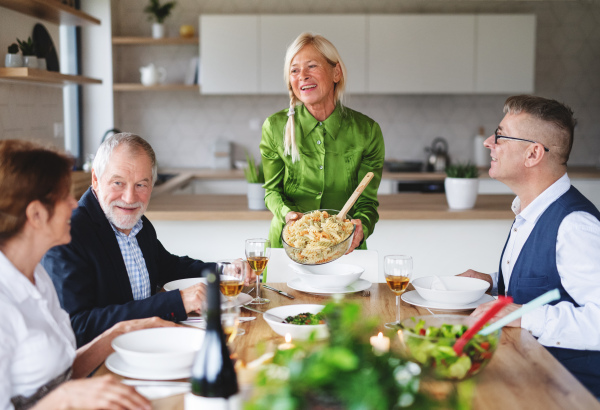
109,200,143,210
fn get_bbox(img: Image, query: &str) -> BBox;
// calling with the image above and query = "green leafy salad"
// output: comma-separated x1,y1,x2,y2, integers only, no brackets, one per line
284,312,325,325
401,318,499,380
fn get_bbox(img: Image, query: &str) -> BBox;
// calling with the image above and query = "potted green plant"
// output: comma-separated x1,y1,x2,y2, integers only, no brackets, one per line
444,162,479,210
244,152,266,211
144,0,177,39
5,43,22,68
16,37,37,68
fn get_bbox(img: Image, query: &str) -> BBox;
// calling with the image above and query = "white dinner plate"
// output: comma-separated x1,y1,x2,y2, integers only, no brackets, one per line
105,352,191,380
163,278,252,307
287,278,372,295
401,290,495,311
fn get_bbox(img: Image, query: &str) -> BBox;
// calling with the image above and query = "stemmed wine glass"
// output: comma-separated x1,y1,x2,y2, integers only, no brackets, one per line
384,255,413,329
221,301,243,344
217,259,247,302
245,238,271,305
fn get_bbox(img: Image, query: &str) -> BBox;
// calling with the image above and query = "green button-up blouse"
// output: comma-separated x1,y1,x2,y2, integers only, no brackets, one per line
260,103,385,248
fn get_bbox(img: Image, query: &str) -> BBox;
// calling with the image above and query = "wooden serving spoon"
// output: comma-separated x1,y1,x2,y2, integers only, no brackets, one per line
337,172,374,221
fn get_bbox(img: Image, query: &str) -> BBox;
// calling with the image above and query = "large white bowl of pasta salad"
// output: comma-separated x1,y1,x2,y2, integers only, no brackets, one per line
281,209,356,265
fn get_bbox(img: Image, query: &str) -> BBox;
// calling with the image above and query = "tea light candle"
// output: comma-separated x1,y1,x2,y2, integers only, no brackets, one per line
278,333,294,350
370,332,390,355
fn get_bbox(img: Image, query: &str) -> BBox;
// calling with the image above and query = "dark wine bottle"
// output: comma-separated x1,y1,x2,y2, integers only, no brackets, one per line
185,268,240,409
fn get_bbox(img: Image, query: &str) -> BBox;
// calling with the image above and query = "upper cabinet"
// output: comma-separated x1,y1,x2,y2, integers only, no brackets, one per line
200,15,260,94
369,15,476,93
259,15,367,94
199,14,536,95
475,15,536,93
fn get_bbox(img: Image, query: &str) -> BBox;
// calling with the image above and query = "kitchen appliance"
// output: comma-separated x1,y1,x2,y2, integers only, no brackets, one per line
473,127,489,167
425,137,450,172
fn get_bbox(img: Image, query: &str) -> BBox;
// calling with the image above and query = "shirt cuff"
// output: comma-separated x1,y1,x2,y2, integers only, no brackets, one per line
490,271,499,296
521,306,546,338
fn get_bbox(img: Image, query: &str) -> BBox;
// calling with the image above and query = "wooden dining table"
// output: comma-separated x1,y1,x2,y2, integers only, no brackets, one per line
95,283,600,410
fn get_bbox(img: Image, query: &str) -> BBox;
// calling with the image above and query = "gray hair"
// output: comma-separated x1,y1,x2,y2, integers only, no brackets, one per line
92,133,158,185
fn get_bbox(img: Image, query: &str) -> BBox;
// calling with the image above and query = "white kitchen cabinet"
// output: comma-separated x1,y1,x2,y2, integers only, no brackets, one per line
476,15,536,93
368,15,476,93
200,15,259,94
259,15,367,94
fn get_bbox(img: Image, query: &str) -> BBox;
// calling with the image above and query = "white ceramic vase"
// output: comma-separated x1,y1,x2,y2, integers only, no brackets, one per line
152,23,165,39
5,53,23,67
444,177,479,210
23,56,38,69
247,183,266,210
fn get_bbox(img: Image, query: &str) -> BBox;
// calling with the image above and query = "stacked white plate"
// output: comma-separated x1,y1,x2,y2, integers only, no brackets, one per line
287,263,371,295
107,327,204,380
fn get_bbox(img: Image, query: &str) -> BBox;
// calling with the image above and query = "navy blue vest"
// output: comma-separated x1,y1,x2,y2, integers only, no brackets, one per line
498,186,600,398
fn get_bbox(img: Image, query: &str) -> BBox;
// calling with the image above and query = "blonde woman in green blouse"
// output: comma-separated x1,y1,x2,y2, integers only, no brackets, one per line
260,32,385,252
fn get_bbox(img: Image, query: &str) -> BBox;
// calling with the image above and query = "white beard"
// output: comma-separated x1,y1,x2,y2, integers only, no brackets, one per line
97,194,146,231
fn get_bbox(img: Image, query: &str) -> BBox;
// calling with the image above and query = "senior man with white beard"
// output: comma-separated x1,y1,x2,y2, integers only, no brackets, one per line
42,133,253,347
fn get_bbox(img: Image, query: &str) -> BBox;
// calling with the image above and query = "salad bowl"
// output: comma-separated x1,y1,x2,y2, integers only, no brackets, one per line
397,314,501,380
263,304,328,340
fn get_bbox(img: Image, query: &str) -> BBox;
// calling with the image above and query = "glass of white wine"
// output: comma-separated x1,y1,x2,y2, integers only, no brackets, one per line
217,259,246,302
384,255,413,329
245,238,270,305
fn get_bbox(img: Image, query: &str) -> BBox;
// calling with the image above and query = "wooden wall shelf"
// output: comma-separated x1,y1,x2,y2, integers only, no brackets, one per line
112,37,199,45
113,83,199,92
0,0,100,25
0,67,102,85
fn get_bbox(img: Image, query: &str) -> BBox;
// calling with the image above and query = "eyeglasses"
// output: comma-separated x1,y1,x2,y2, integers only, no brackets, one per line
494,128,549,152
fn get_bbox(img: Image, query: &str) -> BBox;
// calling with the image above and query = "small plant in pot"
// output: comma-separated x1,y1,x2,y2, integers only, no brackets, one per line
244,152,266,211
144,0,177,39
444,162,479,210
16,37,37,68
5,43,22,67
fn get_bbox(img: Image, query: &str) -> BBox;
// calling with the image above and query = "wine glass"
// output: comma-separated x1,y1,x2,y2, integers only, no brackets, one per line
245,238,271,305
221,301,244,343
384,255,413,329
217,259,246,303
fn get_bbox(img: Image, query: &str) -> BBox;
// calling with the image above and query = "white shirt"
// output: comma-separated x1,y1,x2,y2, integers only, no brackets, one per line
490,174,600,350
0,251,76,410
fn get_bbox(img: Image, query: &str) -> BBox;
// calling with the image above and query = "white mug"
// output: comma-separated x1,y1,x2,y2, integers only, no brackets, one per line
139,64,167,86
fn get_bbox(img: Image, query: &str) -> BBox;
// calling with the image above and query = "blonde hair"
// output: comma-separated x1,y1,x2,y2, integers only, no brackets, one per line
283,32,347,163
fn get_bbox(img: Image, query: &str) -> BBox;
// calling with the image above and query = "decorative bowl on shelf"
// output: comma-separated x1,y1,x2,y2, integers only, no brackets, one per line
397,314,501,380
281,209,355,265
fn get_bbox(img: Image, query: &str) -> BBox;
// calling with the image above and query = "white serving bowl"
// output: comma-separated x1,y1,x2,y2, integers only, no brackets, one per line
263,304,328,340
112,327,204,371
412,276,489,305
289,263,363,289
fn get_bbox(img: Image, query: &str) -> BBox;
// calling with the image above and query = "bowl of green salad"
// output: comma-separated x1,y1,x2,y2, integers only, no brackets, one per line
398,314,501,380
263,304,328,340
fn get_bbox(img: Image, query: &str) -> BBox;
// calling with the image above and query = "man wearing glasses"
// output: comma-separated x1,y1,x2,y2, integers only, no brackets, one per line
460,95,600,398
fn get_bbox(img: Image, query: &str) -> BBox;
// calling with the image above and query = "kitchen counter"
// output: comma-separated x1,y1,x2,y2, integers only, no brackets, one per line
145,193,515,221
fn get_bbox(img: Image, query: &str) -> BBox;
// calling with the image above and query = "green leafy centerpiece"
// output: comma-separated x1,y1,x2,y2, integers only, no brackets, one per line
245,300,424,410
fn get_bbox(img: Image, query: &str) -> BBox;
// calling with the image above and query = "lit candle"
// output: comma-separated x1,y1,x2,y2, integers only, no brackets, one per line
370,332,390,355
278,333,295,350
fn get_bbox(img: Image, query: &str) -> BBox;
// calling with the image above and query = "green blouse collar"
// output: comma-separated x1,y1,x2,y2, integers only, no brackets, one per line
297,103,344,140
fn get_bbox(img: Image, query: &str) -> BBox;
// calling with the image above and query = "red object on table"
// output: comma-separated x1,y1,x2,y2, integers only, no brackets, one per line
453,295,513,355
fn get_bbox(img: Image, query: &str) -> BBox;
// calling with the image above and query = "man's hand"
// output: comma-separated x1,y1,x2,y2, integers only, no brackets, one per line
345,219,364,254
471,300,523,328
285,211,303,223
223,258,256,285
457,269,493,292
180,282,207,314
113,316,178,335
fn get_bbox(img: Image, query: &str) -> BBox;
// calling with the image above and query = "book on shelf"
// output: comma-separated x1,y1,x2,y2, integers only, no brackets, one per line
184,57,200,85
